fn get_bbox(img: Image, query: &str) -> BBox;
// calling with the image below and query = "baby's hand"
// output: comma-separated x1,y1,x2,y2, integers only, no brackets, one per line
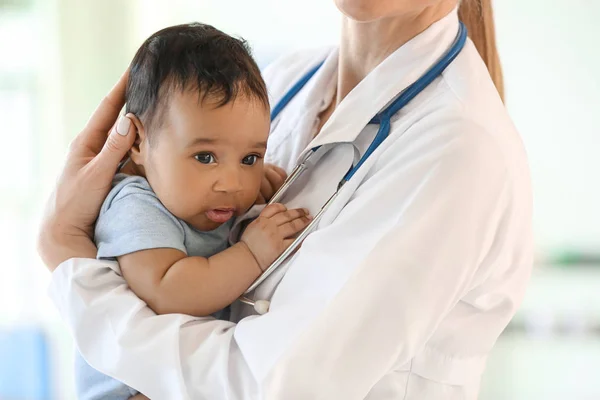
256,164,287,204
241,203,311,270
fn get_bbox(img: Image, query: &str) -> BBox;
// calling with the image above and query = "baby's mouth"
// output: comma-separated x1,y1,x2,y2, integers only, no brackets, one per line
205,208,235,223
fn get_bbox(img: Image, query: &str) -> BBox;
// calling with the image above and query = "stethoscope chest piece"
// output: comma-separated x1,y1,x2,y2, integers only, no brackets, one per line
239,296,270,314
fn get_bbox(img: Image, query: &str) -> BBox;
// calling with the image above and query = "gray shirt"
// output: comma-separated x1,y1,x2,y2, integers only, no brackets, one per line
95,173,232,259
75,173,233,400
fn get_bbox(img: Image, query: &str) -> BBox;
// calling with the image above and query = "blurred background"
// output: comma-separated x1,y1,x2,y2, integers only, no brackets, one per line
0,0,599,399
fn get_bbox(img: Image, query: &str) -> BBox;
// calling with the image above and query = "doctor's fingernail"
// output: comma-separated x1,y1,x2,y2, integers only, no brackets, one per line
116,115,132,136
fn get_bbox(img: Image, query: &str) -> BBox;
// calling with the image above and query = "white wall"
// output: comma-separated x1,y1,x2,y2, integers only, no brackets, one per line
132,0,341,67
494,0,600,253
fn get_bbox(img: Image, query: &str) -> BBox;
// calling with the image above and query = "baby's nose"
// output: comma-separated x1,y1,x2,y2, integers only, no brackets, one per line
213,167,243,193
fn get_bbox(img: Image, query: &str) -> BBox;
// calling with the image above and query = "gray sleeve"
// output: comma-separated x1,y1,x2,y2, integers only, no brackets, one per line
94,181,187,259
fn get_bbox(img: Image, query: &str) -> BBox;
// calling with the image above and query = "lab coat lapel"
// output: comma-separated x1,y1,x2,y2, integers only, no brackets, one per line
301,9,460,156
234,10,462,320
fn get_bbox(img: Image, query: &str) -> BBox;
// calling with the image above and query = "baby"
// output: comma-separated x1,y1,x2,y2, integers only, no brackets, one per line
74,23,311,400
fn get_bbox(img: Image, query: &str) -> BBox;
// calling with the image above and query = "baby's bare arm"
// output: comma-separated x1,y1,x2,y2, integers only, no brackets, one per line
119,204,311,317
119,243,261,317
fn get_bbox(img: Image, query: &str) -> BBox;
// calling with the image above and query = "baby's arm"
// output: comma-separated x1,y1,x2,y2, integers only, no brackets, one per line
119,244,257,316
119,204,310,317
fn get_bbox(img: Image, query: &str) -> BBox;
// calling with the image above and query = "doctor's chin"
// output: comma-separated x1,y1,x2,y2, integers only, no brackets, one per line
2,1,599,399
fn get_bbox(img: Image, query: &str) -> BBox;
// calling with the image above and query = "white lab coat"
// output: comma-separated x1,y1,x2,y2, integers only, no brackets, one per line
49,10,533,400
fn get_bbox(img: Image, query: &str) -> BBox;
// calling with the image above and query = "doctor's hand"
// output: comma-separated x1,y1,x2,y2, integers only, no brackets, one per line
255,164,287,204
241,203,312,270
37,70,136,271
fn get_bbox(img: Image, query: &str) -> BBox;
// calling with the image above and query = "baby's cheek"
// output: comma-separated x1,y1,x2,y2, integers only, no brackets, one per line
179,181,208,208
159,178,200,217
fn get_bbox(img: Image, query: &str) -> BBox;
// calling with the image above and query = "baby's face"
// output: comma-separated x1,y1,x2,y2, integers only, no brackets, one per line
141,90,270,231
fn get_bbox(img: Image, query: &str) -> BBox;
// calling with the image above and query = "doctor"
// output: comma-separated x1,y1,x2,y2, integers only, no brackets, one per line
38,0,533,398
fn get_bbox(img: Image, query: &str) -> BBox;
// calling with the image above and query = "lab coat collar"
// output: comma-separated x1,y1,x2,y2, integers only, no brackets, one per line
300,8,460,159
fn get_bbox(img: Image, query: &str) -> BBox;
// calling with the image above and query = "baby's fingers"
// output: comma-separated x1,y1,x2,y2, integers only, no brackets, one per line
259,203,287,218
271,208,310,226
277,214,312,238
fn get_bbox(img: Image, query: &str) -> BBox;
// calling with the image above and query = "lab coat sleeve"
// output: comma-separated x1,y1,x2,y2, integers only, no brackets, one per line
48,121,515,399
49,260,259,399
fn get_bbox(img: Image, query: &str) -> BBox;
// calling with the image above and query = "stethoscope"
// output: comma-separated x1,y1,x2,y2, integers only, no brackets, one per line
239,22,468,315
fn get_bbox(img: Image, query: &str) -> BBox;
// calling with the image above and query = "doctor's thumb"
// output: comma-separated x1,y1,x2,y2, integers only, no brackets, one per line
97,114,136,169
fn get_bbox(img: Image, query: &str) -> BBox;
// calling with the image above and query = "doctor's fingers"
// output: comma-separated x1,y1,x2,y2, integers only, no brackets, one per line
90,113,136,173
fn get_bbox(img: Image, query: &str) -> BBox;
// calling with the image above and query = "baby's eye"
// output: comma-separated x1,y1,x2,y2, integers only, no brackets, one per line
194,153,215,164
241,154,260,166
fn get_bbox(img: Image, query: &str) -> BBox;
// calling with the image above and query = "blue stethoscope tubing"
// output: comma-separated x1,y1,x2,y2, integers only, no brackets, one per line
241,22,467,300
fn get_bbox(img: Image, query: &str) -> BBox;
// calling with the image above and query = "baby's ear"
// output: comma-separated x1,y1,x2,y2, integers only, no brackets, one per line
127,114,146,164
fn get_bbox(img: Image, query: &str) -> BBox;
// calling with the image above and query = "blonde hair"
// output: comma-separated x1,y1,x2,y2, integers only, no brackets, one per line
458,0,505,101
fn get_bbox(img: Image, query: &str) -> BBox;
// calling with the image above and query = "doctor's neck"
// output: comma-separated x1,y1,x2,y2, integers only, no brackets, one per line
336,0,458,103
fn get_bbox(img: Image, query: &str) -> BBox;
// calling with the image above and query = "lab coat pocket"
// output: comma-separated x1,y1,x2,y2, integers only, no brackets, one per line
414,346,486,386
396,347,486,399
